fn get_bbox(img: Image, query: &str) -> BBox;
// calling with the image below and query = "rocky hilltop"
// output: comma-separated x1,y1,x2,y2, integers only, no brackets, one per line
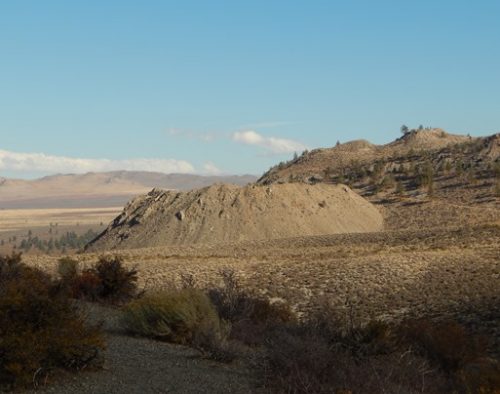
258,129,496,185
86,183,383,250
258,129,500,229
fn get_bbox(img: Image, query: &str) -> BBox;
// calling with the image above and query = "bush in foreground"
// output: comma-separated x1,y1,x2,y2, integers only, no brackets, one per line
261,310,500,394
121,288,225,345
116,268,499,393
261,319,447,394
0,253,105,389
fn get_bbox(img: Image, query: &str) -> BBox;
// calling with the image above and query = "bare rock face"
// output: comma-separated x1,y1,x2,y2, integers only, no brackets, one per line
86,183,384,251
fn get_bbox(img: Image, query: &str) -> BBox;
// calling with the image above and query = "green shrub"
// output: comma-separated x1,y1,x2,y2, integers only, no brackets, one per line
121,288,224,345
0,253,105,389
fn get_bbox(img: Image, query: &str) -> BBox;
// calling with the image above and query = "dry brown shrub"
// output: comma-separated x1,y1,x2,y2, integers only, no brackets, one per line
208,268,295,345
67,256,138,303
71,270,103,301
0,253,105,389
400,319,488,372
400,319,500,393
93,256,138,302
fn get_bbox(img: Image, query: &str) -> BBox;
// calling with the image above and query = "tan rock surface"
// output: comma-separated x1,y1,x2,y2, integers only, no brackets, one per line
87,183,383,250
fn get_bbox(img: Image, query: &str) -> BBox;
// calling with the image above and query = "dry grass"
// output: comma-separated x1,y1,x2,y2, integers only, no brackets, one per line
21,224,500,358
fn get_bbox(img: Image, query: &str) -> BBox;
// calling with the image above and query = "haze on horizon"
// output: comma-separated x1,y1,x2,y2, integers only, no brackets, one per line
1,1,499,179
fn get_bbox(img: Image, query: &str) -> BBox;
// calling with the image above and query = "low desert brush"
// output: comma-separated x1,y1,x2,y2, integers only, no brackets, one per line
121,288,225,344
261,308,499,394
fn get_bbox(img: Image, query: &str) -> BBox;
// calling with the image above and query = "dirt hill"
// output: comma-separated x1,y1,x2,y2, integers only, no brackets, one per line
258,129,500,229
258,129,478,184
86,183,383,251
0,171,257,209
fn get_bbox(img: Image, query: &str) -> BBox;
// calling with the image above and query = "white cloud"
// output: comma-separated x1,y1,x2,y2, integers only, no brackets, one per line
0,149,195,174
233,130,264,145
202,161,222,175
232,130,308,154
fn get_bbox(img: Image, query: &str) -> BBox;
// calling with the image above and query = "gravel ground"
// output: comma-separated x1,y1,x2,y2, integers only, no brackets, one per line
24,305,255,394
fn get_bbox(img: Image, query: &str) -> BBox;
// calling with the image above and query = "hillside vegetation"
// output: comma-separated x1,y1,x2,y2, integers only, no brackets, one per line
258,129,500,229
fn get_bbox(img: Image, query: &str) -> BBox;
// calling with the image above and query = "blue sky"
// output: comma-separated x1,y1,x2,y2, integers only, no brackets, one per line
1,1,499,178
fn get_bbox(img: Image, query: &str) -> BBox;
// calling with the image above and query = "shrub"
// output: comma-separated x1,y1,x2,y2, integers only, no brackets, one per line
395,179,405,195
57,257,79,282
208,269,295,345
262,323,338,393
69,256,138,303
400,319,488,372
121,288,224,345
0,253,105,389
71,270,103,301
377,175,395,191
93,256,138,301
458,357,500,394
258,301,464,393
261,319,446,394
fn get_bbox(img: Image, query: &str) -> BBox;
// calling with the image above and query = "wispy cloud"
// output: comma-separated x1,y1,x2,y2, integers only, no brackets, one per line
0,149,195,174
232,130,308,155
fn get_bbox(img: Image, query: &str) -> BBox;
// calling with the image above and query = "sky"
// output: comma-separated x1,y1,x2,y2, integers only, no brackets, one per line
1,1,499,179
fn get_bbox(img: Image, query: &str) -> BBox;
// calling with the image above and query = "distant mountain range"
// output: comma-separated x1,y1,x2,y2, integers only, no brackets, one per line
0,171,257,209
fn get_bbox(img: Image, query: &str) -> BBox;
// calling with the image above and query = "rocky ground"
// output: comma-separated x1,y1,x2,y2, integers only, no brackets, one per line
26,304,254,394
